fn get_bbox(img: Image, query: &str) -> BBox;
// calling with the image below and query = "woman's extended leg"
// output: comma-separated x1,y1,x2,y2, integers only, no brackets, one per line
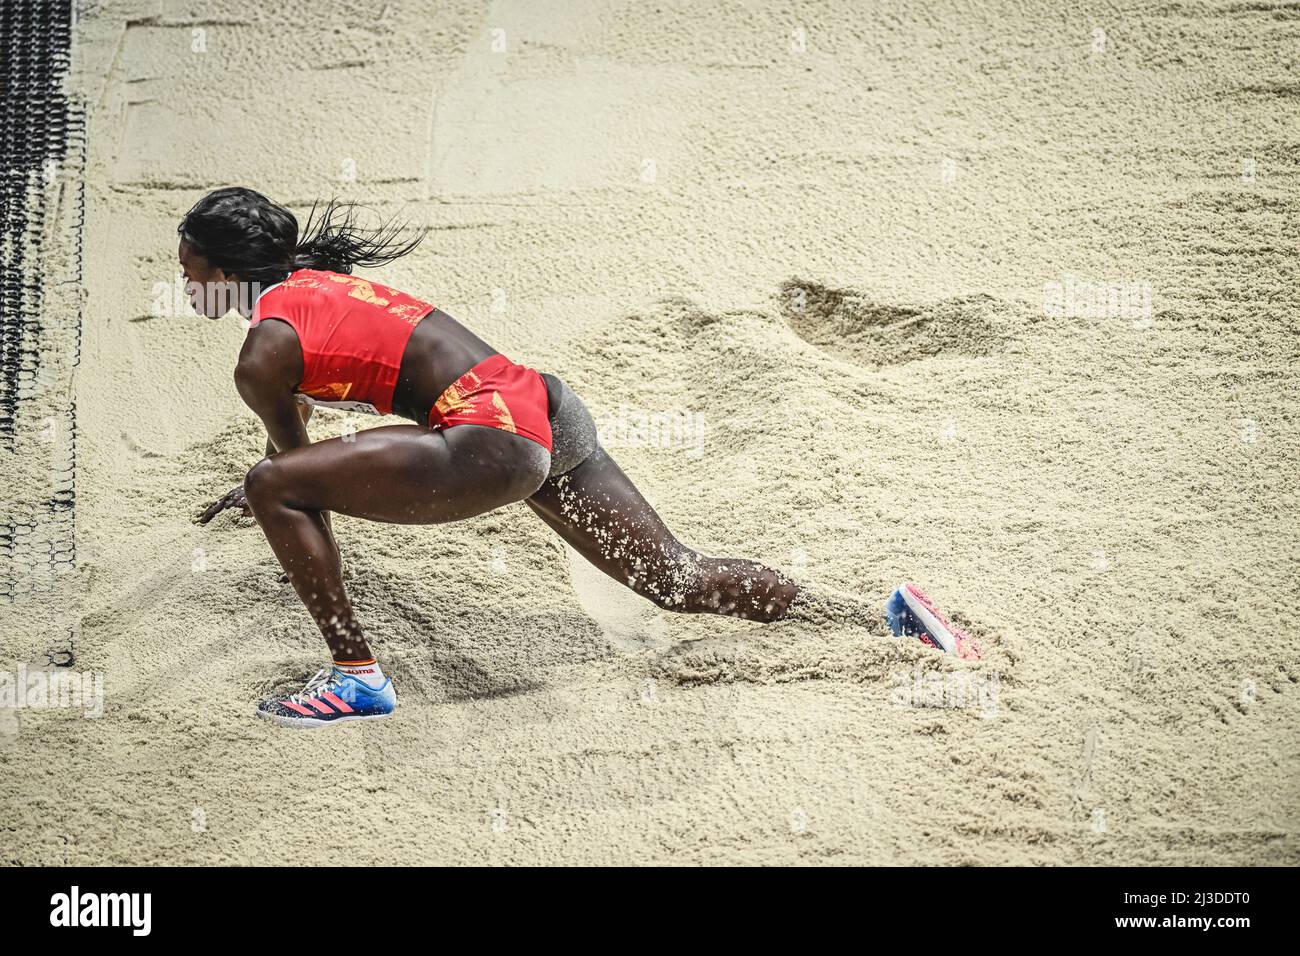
526,444,805,622
243,423,549,660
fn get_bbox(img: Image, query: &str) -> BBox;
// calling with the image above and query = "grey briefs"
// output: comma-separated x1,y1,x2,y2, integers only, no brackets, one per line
540,372,599,479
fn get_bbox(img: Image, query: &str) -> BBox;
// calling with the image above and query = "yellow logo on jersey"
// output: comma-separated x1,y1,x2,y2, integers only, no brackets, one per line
327,274,391,306
303,382,353,402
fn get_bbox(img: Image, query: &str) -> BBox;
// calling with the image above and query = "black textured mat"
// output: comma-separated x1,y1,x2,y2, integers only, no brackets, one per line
0,0,85,665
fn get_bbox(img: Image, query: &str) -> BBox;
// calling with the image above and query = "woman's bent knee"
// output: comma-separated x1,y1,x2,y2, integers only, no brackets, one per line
243,457,283,513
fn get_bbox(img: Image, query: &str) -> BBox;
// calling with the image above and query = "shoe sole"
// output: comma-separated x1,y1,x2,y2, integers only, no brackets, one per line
255,709,395,729
900,584,982,660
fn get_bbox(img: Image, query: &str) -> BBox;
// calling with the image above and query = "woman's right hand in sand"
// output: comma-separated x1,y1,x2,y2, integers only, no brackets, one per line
197,484,252,524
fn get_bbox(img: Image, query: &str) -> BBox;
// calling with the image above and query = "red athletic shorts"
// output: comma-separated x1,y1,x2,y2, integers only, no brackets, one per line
427,353,553,453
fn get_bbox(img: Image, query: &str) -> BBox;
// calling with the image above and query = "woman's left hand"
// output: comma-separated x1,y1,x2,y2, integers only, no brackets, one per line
196,484,252,524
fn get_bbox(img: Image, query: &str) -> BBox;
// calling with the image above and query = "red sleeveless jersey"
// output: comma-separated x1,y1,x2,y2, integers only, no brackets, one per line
248,269,435,415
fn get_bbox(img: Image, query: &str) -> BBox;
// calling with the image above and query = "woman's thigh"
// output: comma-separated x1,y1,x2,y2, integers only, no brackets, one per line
526,445,684,579
245,423,550,524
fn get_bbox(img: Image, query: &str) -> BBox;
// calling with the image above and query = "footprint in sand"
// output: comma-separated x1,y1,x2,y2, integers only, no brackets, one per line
778,279,1013,367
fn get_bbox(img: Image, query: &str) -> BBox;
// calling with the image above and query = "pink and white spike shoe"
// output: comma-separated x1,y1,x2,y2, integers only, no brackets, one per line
884,583,982,661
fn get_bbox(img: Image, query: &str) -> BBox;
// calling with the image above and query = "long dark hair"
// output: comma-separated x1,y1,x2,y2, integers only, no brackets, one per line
177,186,423,286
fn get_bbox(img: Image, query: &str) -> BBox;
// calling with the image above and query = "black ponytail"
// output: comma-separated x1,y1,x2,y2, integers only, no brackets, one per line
178,187,423,285
292,199,424,275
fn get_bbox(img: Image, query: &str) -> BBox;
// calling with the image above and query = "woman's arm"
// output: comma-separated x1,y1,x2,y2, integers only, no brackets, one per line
196,319,308,525
263,402,313,457
234,318,309,454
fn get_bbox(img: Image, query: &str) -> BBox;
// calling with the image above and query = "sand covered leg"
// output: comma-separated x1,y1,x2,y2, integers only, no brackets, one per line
527,445,804,621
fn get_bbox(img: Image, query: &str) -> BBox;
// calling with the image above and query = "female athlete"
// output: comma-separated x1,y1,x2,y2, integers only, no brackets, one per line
181,187,975,728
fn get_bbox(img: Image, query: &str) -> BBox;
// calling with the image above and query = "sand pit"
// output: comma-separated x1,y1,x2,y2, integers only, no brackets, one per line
1,0,1297,866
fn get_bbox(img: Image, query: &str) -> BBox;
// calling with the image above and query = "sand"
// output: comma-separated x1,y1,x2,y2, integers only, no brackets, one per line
1,0,1297,865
